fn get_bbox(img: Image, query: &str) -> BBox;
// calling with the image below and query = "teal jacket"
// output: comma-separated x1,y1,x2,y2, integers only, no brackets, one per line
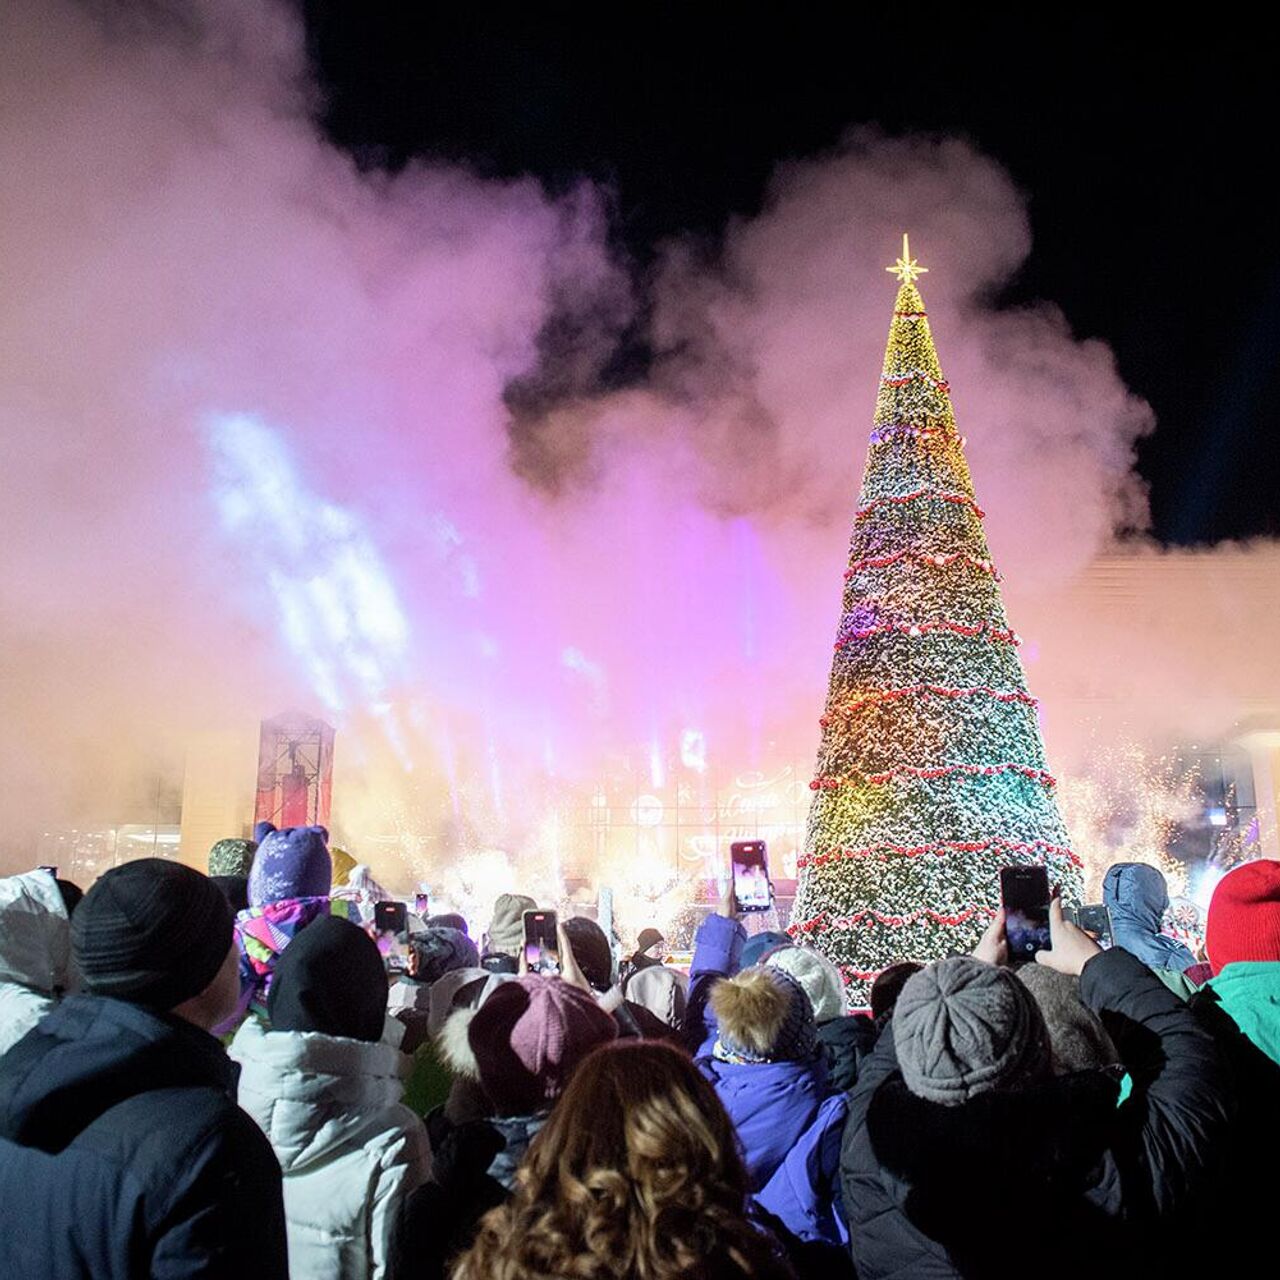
1205,961,1280,1066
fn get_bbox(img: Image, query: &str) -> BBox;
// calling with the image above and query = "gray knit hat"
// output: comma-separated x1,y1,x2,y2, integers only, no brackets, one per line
893,956,1051,1105
484,893,537,959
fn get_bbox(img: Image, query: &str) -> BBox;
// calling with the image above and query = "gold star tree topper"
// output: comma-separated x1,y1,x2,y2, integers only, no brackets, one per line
887,233,928,284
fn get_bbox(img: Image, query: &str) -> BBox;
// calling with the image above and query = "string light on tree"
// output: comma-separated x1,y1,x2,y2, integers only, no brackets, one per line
790,236,1081,1003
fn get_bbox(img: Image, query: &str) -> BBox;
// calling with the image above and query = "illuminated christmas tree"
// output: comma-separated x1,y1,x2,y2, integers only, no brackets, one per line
790,237,1082,1003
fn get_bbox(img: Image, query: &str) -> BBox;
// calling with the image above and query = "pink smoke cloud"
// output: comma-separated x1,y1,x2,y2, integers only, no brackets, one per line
1,1,1273,879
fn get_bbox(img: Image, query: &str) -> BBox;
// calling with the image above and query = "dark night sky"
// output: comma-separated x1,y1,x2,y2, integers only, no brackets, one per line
301,7,1280,546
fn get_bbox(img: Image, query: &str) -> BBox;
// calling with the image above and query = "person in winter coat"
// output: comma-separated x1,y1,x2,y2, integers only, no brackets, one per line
390,926,483,1117
1102,861,1197,973
454,1039,799,1280
766,945,877,1092
869,960,923,1021
416,966,514,1123
0,858,287,1279
231,915,430,1280
480,892,536,973
395,973,617,1280
1176,859,1280,1266
623,962,689,1033
562,914,676,1039
234,823,333,1019
0,869,72,1056
840,898,1232,1280
701,966,848,1248
390,926,481,1019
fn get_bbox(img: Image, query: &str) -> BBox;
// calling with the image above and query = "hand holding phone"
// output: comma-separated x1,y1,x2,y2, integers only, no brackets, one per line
730,841,772,914
522,910,560,976
374,900,409,973
971,908,1010,968
1000,865,1051,961
1034,897,1102,977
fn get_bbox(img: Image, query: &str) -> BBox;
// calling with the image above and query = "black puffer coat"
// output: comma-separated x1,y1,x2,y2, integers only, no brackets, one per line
0,994,286,1279
840,948,1231,1280
817,1012,879,1092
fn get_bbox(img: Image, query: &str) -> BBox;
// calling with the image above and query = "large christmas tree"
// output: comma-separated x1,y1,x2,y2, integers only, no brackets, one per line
790,237,1082,1003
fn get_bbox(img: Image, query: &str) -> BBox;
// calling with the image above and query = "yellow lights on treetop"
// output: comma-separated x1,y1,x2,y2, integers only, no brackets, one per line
887,233,928,285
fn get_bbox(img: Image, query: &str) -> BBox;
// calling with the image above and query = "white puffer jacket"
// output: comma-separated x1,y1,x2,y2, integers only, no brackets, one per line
230,1017,431,1280
0,871,71,1056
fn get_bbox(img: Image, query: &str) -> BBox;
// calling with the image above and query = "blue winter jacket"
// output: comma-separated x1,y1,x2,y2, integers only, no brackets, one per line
1103,863,1196,973
682,912,746,1057
700,1050,849,1246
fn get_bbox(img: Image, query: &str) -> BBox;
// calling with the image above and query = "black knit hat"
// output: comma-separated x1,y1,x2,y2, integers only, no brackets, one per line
563,916,614,993
72,859,232,1010
268,915,387,1043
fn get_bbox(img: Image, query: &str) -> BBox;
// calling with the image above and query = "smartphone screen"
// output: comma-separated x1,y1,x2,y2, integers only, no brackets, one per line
1001,865,1051,959
375,900,410,973
523,909,560,975
1077,903,1112,946
375,900,408,937
730,841,772,913
414,892,430,918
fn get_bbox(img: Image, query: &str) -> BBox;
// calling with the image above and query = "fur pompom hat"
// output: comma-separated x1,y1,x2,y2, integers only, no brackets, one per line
711,966,817,1063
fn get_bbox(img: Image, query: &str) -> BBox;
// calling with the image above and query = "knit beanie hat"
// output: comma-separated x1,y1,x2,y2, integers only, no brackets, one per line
710,966,818,1063
248,825,332,907
563,916,614,993
635,927,664,955
268,915,386,1043
766,945,846,1023
330,847,357,888
208,837,256,878
870,961,925,1022
468,974,617,1115
739,930,791,969
73,859,232,1010
894,957,1051,1105
409,926,481,986
428,912,470,936
1206,860,1280,973
1016,964,1118,1074
485,893,537,959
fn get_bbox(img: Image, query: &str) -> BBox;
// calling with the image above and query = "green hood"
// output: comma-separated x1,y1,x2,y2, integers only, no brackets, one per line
1207,962,1280,1067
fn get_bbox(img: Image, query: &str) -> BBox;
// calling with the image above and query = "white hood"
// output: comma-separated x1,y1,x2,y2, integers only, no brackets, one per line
0,871,70,994
230,1017,411,1173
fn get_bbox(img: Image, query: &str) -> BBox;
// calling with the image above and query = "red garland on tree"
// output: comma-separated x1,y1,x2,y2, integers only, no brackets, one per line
789,237,1081,1004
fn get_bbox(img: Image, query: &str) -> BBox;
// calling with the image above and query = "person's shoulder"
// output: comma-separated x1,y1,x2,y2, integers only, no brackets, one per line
78,1084,274,1178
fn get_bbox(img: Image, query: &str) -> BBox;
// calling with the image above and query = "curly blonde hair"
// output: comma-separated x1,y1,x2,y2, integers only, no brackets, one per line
452,1040,794,1280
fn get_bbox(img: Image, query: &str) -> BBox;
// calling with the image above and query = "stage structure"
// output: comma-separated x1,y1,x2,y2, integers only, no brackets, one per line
791,237,1082,1002
253,710,335,831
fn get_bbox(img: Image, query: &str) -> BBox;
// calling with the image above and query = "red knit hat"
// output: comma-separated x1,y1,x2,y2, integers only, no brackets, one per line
1205,860,1280,974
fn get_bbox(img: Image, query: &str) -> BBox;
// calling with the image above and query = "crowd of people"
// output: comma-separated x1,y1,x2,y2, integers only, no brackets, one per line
0,825,1277,1278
